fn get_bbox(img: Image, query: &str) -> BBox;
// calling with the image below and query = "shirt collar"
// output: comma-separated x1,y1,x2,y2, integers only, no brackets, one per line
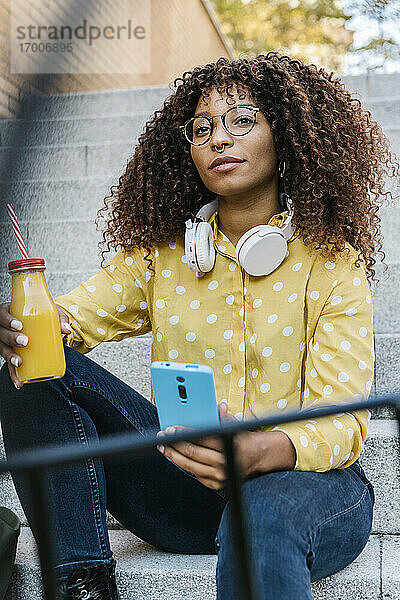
208,209,291,241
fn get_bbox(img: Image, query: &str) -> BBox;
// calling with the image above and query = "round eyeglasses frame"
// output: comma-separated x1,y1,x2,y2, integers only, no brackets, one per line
180,104,260,146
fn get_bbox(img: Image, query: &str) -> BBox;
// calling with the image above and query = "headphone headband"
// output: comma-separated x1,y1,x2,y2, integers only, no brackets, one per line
192,193,294,243
185,193,295,277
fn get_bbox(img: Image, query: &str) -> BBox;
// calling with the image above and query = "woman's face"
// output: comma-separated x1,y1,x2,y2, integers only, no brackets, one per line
189,85,278,198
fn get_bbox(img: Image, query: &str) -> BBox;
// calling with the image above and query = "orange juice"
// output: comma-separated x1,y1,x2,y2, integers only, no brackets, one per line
8,258,66,384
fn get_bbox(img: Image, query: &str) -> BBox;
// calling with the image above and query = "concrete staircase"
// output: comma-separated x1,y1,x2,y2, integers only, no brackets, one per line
0,73,399,599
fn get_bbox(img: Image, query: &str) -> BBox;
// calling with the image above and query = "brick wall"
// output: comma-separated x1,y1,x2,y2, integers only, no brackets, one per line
0,0,235,119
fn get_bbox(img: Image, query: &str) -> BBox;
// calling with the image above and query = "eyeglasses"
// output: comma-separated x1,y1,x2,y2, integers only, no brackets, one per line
180,104,260,146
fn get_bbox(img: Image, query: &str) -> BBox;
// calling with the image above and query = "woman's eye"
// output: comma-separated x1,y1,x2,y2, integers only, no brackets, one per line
234,117,252,125
195,126,211,135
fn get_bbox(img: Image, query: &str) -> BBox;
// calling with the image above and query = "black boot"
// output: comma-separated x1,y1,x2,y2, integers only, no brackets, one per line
55,558,120,599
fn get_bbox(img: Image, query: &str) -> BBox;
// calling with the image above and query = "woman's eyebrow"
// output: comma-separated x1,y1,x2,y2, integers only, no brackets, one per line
193,104,255,118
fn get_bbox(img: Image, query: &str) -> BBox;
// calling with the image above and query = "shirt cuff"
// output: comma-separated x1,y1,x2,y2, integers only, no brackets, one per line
262,422,333,472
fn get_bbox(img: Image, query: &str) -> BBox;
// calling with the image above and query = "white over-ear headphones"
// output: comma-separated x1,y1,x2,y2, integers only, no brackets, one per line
185,192,295,277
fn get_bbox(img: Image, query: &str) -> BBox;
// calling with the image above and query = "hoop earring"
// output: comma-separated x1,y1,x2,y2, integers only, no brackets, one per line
278,160,292,211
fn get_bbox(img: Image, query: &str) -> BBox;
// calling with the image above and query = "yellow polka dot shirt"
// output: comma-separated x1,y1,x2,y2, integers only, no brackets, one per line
54,209,374,473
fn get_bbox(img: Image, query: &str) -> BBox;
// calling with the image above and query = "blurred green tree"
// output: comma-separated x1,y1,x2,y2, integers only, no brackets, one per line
208,0,354,73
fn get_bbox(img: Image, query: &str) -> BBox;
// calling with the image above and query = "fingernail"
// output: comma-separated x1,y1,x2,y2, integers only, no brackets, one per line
14,381,20,390
64,323,72,332
157,445,165,454
11,357,20,367
166,426,175,434
10,320,23,330
16,335,28,346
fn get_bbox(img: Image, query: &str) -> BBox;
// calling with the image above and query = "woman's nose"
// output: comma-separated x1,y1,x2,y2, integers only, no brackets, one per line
209,115,233,146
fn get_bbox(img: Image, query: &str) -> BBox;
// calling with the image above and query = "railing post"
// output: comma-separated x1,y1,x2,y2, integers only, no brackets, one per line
27,466,57,600
222,434,259,600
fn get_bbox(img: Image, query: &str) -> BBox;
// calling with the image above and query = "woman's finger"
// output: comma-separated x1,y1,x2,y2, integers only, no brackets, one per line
0,339,24,389
159,443,227,484
170,438,227,468
157,427,226,465
195,435,225,451
196,477,227,491
9,360,23,389
167,425,226,452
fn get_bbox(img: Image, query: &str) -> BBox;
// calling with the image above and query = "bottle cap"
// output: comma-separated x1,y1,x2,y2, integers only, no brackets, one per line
8,258,45,273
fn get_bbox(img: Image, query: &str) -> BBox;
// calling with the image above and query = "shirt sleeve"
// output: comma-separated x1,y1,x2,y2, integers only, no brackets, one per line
53,247,152,354
267,253,374,472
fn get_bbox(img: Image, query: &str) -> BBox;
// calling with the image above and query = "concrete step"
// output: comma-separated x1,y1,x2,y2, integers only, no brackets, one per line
0,141,133,180
0,177,116,221
373,334,400,403
1,416,398,535
18,85,171,120
0,113,150,147
349,99,400,129
4,527,399,599
341,73,400,99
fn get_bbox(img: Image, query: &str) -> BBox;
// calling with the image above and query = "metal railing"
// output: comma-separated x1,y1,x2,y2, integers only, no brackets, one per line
0,391,399,600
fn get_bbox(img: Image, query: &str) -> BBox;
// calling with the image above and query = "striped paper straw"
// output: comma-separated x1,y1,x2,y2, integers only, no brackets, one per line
6,203,29,259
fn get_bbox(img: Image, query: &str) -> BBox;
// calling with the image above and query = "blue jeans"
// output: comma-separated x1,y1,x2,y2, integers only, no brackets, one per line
0,345,375,599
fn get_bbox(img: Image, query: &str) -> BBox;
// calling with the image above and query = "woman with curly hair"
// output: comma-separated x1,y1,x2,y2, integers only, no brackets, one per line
0,52,398,599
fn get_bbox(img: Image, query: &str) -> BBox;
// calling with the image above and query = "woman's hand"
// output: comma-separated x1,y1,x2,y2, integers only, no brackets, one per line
156,401,256,490
0,302,72,389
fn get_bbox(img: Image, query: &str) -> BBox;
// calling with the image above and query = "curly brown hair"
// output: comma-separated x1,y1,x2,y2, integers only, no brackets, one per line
95,52,399,287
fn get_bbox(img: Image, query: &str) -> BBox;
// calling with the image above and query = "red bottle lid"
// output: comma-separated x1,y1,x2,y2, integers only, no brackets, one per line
8,258,46,273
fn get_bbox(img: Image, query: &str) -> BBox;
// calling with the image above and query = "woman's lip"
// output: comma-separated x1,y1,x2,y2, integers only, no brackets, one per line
211,161,246,172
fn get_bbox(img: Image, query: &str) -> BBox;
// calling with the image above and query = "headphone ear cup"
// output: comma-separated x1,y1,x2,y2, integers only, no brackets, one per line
195,222,216,273
235,225,288,276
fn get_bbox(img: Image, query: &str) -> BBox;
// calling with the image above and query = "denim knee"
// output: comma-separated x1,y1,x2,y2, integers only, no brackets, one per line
215,474,315,558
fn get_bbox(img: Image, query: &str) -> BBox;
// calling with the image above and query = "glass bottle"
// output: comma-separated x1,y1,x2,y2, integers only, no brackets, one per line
8,258,66,384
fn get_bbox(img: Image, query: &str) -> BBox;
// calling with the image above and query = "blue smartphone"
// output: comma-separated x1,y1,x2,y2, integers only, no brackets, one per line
150,361,221,431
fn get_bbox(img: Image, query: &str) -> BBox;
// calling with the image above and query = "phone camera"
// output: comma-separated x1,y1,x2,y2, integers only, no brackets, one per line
178,385,187,399
165,363,170,366
176,376,185,382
